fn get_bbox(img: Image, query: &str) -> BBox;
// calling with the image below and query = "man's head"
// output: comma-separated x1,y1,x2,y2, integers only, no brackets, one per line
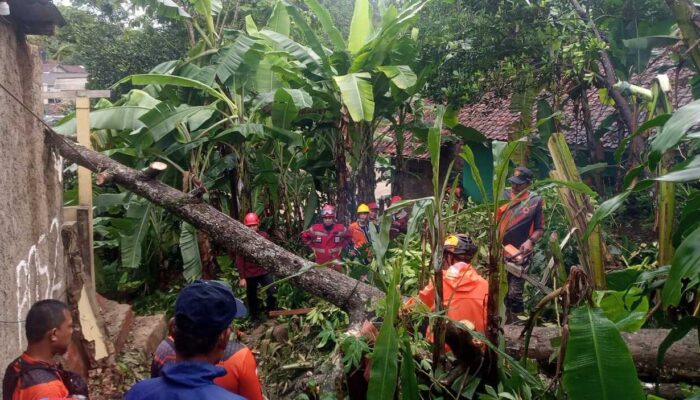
508,166,534,194
442,234,478,266
173,280,247,362
243,212,260,232
367,202,379,221
25,299,73,355
356,204,370,224
321,204,336,227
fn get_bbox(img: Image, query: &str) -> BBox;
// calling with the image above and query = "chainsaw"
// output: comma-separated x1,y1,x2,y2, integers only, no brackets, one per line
503,245,552,294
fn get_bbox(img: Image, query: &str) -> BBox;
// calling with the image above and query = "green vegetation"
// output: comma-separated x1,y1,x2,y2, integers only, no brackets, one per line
47,0,700,398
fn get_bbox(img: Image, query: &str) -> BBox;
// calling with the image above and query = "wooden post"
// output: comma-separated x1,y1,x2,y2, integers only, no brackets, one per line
44,89,110,289
75,96,95,287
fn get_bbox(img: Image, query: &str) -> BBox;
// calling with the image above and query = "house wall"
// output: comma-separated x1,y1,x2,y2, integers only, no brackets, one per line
0,22,65,377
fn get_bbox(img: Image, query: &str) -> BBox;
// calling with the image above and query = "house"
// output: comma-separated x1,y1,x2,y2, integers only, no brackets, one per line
42,63,89,96
378,53,695,201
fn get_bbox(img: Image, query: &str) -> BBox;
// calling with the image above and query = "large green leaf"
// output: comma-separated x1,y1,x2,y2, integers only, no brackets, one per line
596,288,649,332
284,4,333,74
400,338,419,400
583,191,631,241
333,72,375,122
562,306,644,400
259,29,324,75
622,35,679,50
180,222,203,282
114,74,234,109
139,103,217,142
53,106,151,135
649,99,700,167
267,0,290,36
120,202,152,269
662,225,700,306
348,0,372,54
656,155,700,182
215,34,265,84
377,65,417,89
303,0,345,50
271,88,306,129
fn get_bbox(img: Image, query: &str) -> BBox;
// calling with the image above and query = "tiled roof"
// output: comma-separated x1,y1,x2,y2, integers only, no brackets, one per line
379,54,694,159
42,63,87,74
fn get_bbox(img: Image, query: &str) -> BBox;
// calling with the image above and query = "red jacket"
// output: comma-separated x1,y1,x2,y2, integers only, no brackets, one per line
234,231,270,278
301,223,351,266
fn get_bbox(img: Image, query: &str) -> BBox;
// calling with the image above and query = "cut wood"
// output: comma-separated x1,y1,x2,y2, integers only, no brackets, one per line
504,325,700,383
45,129,383,322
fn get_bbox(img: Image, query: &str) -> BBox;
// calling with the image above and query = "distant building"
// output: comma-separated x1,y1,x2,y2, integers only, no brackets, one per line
42,63,88,99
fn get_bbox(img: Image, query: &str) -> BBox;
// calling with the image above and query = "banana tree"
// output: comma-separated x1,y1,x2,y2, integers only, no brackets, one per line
243,0,429,221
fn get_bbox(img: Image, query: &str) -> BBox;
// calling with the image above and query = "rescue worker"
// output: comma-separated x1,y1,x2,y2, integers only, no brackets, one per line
389,195,409,238
126,280,247,400
405,234,488,334
349,204,372,251
497,166,544,321
151,319,263,400
301,204,352,272
3,299,89,400
235,212,277,321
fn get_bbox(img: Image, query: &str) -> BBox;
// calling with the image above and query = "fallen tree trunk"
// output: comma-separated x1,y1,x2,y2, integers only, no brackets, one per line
47,129,700,382
504,325,700,383
45,129,383,322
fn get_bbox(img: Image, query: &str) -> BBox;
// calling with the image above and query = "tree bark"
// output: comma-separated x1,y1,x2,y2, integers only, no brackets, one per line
46,129,382,322
504,325,700,383
335,121,353,224
666,0,700,72
356,122,376,204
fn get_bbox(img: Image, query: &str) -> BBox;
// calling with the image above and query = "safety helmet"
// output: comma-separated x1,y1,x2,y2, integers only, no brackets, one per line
443,234,477,255
321,204,336,217
367,202,379,210
391,195,403,204
357,204,370,213
243,212,259,226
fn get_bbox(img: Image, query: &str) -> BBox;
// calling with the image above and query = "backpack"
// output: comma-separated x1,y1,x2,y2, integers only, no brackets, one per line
2,357,89,400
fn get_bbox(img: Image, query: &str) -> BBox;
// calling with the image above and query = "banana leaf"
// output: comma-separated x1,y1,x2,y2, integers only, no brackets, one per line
180,222,203,282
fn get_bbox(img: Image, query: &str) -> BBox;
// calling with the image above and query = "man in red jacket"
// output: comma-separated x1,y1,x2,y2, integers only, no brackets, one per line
301,204,351,272
235,212,277,321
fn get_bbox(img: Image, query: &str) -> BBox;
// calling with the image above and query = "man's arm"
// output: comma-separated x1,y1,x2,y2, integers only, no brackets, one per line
520,198,545,253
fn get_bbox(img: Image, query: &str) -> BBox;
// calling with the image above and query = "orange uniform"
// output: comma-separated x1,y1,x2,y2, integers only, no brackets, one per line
410,262,488,333
348,221,371,249
151,337,263,400
3,353,69,400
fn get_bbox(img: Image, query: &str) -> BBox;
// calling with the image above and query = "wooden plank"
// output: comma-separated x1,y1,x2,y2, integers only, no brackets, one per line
63,206,78,223
42,90,111,100
75,97,95,288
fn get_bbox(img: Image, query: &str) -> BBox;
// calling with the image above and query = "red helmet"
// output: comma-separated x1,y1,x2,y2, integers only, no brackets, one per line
367,202,379,210
243,212,259,226
321,204,336,217
391,195,403,204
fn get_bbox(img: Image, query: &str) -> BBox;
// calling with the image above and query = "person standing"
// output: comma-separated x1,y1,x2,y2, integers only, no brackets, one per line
301,204,351,272
3,300,89,400
367,202,380,229
235,212,277,321
125,280,247,400
497,166,544,320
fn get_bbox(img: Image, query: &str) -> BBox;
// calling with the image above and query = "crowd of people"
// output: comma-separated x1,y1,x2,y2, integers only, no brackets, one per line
2,167,544,399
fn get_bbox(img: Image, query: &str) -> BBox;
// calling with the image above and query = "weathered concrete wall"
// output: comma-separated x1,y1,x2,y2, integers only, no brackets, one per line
0,21,65,377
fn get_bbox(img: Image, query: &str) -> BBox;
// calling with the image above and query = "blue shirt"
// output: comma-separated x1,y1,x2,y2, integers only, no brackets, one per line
124,361,246,400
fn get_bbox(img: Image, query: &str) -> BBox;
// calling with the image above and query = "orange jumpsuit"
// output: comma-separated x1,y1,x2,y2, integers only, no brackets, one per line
409,262,488,333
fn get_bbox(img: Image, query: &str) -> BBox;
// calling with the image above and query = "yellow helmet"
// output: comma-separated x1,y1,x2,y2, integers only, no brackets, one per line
443,234,476,255
357,203,370,213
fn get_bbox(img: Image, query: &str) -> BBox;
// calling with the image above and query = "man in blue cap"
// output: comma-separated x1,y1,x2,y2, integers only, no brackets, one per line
125,280,248,400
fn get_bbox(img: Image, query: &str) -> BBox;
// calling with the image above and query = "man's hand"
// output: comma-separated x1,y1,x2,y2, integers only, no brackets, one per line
520,239,534,254
239,278,247,288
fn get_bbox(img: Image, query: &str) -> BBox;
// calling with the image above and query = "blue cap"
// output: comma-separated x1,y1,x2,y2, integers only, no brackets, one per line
174,280,247,336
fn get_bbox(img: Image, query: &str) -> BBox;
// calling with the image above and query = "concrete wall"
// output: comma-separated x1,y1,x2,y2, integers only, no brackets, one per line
0,21,65,377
